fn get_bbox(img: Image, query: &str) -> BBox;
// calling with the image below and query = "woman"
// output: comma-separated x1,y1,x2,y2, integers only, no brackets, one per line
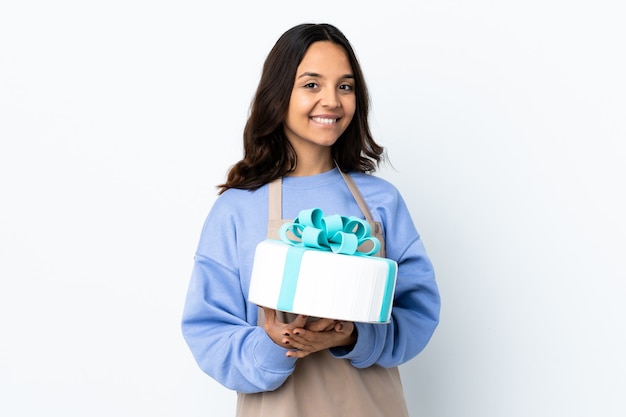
181,23,440,416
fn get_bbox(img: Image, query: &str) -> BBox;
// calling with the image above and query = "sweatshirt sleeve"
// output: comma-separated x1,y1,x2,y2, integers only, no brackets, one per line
330,186,440,368
181,196,297,394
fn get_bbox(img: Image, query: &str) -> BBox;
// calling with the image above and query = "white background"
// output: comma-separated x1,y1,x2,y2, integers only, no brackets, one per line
1,1,624,416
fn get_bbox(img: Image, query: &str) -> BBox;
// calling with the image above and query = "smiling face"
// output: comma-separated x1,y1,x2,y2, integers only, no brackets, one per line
283,41,356,164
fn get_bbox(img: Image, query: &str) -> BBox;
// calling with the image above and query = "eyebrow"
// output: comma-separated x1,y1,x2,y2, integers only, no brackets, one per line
297,71,354,80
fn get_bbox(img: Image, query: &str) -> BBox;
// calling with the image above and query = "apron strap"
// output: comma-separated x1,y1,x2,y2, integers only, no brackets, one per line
267,178,284,239
336,169,377,230
268,177,282,220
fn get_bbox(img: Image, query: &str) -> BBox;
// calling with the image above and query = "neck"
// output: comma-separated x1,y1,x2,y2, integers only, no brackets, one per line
289,154,334,177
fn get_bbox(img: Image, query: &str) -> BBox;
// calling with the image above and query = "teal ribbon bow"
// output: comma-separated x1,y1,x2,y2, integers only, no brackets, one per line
278,208,381,256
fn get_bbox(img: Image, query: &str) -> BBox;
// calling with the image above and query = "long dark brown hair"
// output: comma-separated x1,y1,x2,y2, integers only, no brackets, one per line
218,23,385,194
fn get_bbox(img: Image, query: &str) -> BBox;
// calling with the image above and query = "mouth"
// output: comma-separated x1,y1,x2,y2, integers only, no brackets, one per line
310,116,340,125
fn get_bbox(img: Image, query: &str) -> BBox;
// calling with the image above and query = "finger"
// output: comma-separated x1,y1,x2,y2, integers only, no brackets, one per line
287,329,341,353
290,314,309,329
305,318,336,332
285,329,310,346
334,321,354,334
287,322,355,352
286,349,312,359
288,329,329,351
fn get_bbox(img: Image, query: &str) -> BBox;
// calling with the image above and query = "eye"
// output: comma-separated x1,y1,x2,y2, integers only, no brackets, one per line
304,82,318,89
339,84,354,92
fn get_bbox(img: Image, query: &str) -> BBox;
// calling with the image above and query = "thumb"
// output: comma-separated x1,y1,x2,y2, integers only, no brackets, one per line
334,321,354,334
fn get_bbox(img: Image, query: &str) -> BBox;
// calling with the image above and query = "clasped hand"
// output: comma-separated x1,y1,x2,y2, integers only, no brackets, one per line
262,307,357,359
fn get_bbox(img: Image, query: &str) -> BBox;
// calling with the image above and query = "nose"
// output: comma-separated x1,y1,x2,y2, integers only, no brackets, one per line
321,88,340,109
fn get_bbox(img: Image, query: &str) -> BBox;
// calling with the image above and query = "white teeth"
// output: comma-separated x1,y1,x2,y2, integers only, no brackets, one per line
311,117,338,125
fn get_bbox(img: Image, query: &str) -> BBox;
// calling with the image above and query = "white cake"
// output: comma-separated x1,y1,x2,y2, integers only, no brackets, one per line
248,239,397,323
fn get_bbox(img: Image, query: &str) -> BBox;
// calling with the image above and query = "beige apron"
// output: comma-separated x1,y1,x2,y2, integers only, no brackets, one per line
236,171,409,417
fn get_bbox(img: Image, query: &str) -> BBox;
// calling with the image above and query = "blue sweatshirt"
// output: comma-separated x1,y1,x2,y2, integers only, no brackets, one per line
181,168,440,394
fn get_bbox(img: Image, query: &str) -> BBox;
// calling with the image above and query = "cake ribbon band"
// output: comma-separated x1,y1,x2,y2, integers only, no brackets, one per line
278,208,381,256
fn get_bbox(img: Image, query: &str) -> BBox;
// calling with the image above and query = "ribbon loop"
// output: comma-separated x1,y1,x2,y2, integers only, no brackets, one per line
278,208,381,257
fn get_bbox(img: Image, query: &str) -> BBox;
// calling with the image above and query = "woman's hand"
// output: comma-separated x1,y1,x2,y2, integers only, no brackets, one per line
284,317,357,359
262,308,357,358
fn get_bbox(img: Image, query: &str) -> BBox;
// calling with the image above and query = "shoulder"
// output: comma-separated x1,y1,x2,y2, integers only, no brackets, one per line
213,186,267,209
205,186,268,224
196,185,269,251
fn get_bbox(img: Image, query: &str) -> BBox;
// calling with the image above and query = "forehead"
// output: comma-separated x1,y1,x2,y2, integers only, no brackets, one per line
297,41,353,75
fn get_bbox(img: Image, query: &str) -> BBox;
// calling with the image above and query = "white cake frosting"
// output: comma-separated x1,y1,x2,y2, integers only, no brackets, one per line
248,239,397,323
